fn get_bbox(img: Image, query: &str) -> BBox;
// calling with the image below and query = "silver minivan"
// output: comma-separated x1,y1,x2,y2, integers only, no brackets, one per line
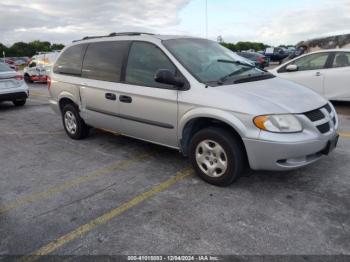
49,32,339,186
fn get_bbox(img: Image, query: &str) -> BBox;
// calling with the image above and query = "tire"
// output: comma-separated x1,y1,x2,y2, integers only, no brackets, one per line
62,104,89,140
13,99,26,106
189,127,244,186
24,74,33,83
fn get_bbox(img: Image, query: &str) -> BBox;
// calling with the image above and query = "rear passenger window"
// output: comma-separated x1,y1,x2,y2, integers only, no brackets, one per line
125,42,176,88
82,41,129,82
53,44,87,76
332,52,350,68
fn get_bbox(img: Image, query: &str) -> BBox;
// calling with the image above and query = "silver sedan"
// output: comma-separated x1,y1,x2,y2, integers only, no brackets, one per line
0,62,28,106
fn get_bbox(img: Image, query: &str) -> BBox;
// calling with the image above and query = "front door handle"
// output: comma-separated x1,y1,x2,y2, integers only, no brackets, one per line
119,95,132,103
105,93,116,100
315,72,321,76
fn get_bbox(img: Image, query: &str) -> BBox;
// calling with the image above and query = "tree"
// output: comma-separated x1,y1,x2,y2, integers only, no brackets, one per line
0,43,8,58
9,42,35,57
0,41,65,57
220,41,269,52
51,43,65,51
29,40,51,53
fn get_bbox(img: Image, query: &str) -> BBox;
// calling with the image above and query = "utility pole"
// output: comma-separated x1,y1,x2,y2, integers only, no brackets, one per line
205,0,208,38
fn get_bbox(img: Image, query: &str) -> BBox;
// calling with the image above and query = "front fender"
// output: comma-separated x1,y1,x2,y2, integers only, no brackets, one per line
178,107,249,140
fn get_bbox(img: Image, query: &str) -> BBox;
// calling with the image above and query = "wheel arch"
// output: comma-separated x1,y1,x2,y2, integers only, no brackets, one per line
178,108,249,161
58,93,79,113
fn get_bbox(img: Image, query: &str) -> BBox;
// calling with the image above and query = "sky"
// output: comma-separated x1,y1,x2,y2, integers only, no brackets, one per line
0,0,350,46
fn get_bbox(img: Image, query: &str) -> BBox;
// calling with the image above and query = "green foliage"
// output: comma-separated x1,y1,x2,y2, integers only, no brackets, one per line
0,41,65,57
221,41,269,52
51,43,65,51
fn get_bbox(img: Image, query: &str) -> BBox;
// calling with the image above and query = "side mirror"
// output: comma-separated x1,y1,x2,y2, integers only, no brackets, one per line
154,69,184,88
286,64,298,72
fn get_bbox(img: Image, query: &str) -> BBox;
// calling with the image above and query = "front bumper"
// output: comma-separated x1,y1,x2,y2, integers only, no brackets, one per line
30,75,47,82
243,133,338,170
242,102,339,171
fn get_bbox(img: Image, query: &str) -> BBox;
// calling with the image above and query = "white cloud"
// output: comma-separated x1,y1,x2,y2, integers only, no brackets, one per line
1,0,350,46
212,0,350,46
0,0,190,44
258,0,350,45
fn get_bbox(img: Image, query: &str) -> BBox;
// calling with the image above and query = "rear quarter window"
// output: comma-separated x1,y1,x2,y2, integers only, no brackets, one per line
53,44,87,76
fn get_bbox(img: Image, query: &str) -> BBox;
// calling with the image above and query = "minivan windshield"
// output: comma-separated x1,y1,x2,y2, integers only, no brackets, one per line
163,38,274,85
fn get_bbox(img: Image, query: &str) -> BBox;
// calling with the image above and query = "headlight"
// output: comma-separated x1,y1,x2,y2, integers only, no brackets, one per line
253,114,302,133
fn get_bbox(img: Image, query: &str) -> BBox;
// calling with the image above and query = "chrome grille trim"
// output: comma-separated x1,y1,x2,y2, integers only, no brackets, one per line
303,103,336,134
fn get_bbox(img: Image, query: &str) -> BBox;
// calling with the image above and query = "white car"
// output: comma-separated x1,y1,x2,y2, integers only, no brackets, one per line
0,62,28,106
24,51,60,83
269,49,350,101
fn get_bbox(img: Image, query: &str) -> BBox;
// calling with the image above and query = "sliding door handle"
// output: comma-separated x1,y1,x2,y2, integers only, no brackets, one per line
119,95,132,103
105,93,117,100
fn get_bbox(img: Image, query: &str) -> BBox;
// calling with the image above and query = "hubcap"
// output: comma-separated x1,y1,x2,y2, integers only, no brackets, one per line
64,111,77,135
195,139,228,178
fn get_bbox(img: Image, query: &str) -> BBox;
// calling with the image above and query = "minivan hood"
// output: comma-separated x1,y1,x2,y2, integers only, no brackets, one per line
214,77,327,114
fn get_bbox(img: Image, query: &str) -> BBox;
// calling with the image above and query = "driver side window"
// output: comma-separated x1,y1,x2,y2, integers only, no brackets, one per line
125,42,176,89
291,53,329,71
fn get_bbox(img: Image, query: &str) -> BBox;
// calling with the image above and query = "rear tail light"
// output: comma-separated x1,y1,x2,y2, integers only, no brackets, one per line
47,76,51,90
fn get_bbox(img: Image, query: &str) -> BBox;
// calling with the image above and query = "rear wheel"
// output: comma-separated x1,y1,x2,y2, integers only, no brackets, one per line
189,127,244,186
62,104,89,140
13,99,26,106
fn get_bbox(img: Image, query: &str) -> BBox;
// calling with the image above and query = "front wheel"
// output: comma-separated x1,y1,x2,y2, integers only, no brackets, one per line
189,127,244,186
62,104,89,140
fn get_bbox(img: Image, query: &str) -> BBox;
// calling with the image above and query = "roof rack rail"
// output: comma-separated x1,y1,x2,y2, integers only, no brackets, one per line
72,32,155,42
109,32,154,36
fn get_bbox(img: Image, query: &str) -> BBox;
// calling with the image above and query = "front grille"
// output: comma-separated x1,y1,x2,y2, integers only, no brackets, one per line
324,104,332,113
317,122,330,134
304,109,325,121
303,103,336,134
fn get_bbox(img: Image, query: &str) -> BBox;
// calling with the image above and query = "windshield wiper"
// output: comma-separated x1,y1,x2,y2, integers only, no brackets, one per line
217,59,255,68
216,59,256,84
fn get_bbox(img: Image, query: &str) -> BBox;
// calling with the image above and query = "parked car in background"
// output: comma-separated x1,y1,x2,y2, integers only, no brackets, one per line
237,51,269,69
264,47,289,64
49,33,338,186
287,46,296,55
0,58,18,71
13,57,29,66
0,62,28,106
269,49,350,101
24,51,60,83
288,47,305,60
